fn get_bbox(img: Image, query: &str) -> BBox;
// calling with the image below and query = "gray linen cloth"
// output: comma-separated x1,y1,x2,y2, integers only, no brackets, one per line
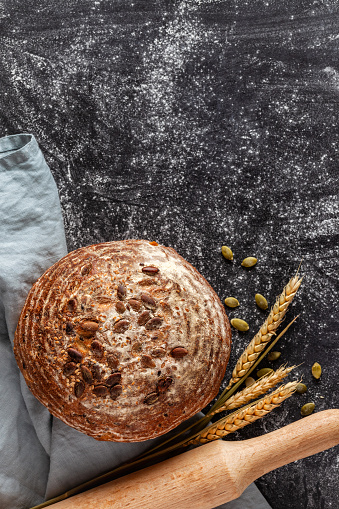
0,133,271,509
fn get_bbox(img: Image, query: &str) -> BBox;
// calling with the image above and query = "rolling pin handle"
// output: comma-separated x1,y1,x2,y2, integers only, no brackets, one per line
230,409,339,491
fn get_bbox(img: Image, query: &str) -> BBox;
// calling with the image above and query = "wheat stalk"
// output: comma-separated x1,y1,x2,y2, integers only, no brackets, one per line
210,365,296,415
225,274,302,391
187,381,299,445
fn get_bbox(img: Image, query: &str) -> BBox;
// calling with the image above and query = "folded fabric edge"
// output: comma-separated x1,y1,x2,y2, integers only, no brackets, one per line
0,133,40,168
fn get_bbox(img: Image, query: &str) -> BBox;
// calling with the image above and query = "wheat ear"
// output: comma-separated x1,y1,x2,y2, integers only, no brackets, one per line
225,275,302,391
210,365,295,415
187,381,298,445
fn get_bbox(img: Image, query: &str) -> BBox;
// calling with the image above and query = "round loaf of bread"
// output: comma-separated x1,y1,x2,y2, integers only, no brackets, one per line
14,240,231,442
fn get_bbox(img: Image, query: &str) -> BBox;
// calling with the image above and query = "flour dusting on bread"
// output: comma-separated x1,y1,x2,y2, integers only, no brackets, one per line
14,240,231,442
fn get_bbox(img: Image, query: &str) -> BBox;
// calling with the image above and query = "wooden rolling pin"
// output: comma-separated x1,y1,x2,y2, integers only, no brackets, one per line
52,409,339,508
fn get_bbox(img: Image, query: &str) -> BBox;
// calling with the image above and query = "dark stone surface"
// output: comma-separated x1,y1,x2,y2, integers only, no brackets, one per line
1,1,338,508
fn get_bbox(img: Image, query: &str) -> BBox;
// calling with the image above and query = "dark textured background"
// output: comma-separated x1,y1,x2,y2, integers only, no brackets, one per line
1,1,338,508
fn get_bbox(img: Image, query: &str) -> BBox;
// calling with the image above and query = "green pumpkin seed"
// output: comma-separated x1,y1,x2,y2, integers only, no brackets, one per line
245,376,255,387
241,257,257,268
296,383,307,394
257,368,274,378
230,318,249,331
301,402,315,417
312,362,321,379
255,293,268,310
224,297,240,308
267,351,281,361
221,245,233,260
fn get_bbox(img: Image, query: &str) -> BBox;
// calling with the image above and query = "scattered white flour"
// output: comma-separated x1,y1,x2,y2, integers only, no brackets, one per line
0,1,338,507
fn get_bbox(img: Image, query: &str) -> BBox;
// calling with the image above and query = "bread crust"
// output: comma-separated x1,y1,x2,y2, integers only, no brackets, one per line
14,240,231,442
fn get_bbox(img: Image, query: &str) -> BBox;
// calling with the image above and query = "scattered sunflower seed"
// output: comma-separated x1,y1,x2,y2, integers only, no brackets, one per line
224,297,240,308
296,383,307,394
257,368,274,378
311,362,321,379
241,257,257,268
255,293,268,310
267,351,281,361
230,318,249,331
221,245,233,261
144,392,159,405
301,402,315,417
